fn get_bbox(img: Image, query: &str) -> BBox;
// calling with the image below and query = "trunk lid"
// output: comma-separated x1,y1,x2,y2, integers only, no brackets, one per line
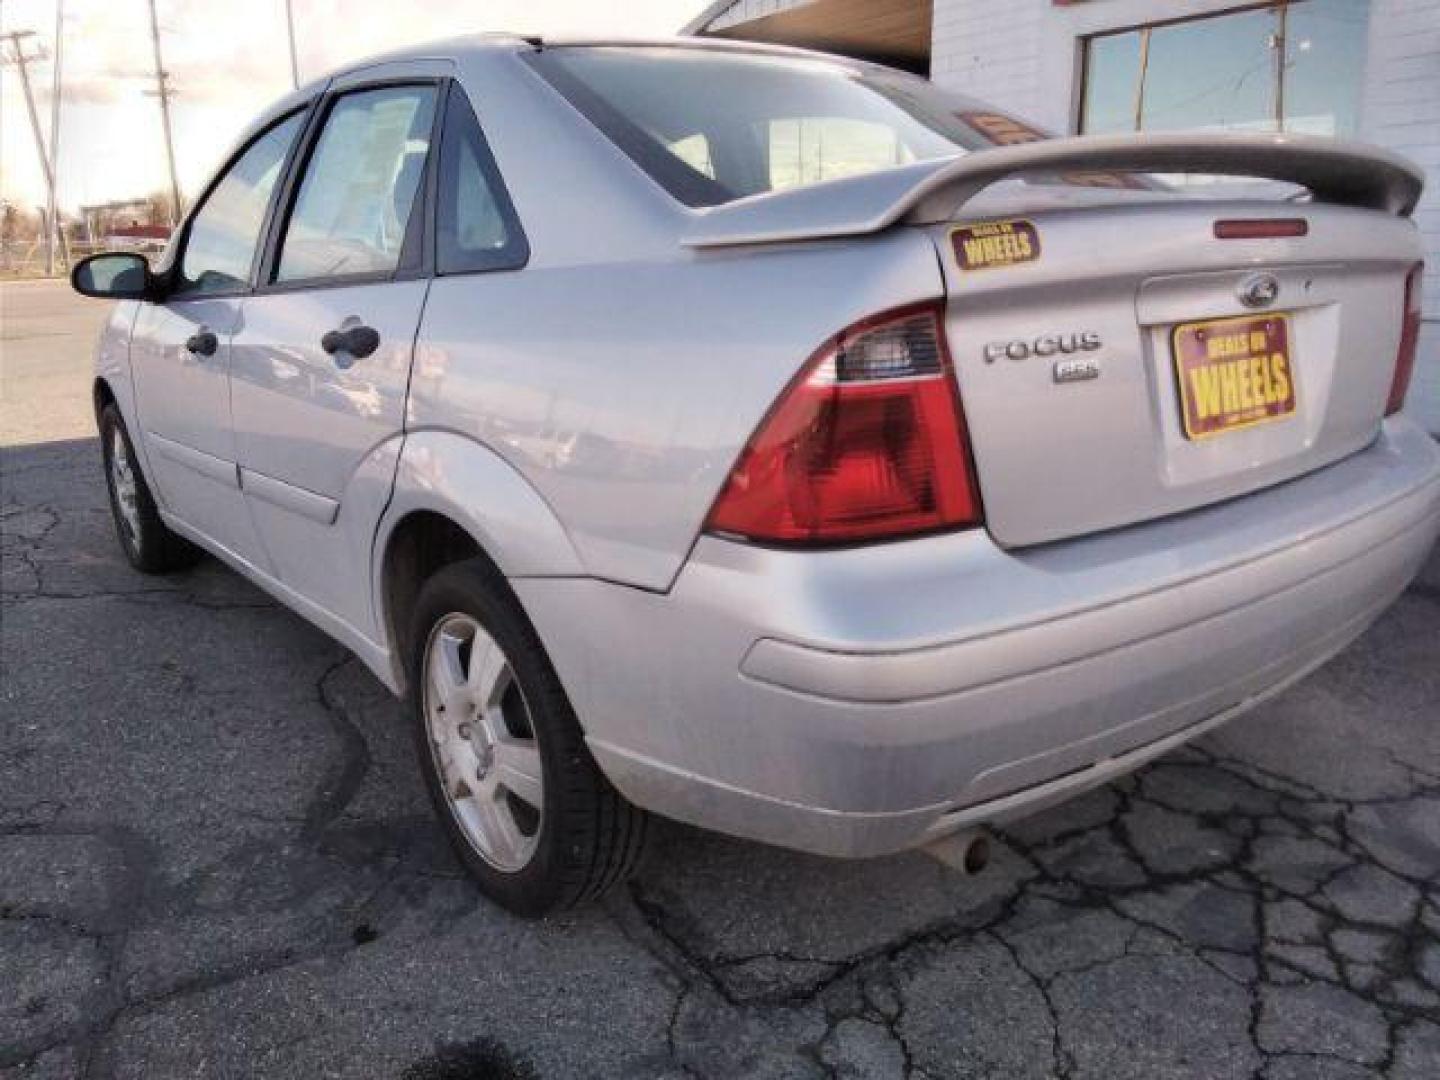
927,194,1420,547
681,129,1423,549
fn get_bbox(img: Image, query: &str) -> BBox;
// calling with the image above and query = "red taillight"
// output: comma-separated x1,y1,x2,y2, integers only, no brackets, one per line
705,302,981,545
1387,262,1424,416
1213,218,1309,240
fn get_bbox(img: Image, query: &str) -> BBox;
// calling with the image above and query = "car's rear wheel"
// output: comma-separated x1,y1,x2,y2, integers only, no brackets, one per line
99,403,201,574
409,559,651,916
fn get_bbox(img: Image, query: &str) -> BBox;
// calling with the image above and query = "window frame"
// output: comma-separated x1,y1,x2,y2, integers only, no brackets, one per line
522,49,739,209
431,80,531,278
164,104,316,301
1076,0,1363,139
254,76,446,296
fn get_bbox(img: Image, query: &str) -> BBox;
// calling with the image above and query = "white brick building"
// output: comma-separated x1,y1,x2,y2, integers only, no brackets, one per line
686,0,1440,431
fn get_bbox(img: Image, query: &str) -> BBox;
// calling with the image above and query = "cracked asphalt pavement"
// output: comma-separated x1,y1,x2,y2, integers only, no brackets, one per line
3,278,1439,1079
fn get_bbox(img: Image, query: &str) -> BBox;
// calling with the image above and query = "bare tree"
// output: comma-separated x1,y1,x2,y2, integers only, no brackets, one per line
143,189,179,228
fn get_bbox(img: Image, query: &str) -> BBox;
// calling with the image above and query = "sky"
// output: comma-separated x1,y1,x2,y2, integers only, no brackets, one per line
0,0,709,214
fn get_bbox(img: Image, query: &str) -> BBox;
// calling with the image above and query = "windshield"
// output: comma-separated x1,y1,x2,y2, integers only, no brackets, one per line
526,47,1031,208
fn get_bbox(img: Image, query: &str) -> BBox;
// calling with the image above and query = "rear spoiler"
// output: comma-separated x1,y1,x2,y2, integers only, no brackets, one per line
682,131,1424,249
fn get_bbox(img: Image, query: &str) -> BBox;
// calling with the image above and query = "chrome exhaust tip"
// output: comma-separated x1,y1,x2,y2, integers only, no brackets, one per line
924,828,992,875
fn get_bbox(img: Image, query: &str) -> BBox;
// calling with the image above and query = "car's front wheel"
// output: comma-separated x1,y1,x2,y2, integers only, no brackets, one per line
409,559,651,916
99,402,201,574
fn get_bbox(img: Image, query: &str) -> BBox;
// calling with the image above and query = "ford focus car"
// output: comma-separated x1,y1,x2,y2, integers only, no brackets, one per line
72,36,1439,916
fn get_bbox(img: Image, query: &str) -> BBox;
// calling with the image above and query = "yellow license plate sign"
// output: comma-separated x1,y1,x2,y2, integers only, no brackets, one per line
1172,313,1296,440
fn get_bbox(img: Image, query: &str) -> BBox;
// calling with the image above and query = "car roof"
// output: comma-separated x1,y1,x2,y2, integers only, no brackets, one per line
344,32,863,76
230,34,871,169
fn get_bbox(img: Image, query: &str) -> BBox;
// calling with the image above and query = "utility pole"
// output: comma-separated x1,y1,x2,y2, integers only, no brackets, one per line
1272,4,1289,133
45,0,64,274
1132,27,1152,132
2,30,58,273
145,0,183,225
284,0,300,89
1,31,53,195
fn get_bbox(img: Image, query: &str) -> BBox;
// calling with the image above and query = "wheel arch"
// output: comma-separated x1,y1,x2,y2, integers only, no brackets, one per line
373,429,585,691
380,510,486,688
93,375,118,420
92,374,164,511
92,299,142,427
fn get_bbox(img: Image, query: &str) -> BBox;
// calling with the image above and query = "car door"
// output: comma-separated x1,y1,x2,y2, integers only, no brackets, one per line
130,109,309,570
228,67,445,635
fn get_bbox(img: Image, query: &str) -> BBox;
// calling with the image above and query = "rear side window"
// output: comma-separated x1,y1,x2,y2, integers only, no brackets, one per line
435,87,528,275
667,132,715,179
275,85,438,284
526,47,1011,208
177,111,304,296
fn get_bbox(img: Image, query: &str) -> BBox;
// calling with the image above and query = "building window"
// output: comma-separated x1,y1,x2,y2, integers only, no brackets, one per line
1080,1,1370,139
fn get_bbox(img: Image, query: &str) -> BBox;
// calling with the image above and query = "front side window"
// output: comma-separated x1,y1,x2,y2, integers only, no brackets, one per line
1081,0,1369,139
275,85,438,284
177,111,304,296
435,88,528,275
527,47,1033,208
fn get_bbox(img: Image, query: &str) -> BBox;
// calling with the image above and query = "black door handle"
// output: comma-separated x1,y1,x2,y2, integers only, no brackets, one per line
320,324,381,360
185,330,218,356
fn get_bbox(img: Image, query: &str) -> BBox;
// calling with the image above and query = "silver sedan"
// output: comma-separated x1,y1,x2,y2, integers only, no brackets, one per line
71,35,1440,915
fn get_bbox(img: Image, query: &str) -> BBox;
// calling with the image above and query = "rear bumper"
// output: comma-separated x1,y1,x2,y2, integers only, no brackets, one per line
516,419,1440,857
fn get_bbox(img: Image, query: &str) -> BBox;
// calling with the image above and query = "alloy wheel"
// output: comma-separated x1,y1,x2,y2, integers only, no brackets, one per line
422,613,545,872
108,427,142,545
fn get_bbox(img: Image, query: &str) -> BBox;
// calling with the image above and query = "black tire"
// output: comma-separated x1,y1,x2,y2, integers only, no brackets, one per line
408,558,651,916
99,403,202,574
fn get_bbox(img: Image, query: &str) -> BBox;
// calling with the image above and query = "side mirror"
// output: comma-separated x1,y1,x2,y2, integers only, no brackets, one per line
70,253,157,301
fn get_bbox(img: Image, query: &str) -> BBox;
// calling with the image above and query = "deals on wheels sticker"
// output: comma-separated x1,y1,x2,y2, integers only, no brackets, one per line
1173,314,1297,440
951,220,1041,271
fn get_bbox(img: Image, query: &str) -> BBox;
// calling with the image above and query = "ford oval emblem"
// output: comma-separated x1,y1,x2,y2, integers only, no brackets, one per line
1238,273,1280,309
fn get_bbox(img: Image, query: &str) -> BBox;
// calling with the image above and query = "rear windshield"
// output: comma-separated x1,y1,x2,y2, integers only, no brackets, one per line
526,46,1036,208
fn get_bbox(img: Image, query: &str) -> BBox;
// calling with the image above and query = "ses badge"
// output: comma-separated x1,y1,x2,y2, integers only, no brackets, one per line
951,219,1041,271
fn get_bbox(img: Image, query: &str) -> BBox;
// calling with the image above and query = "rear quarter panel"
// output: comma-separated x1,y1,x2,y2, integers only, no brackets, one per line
410,230,945,590
417,52,948,590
